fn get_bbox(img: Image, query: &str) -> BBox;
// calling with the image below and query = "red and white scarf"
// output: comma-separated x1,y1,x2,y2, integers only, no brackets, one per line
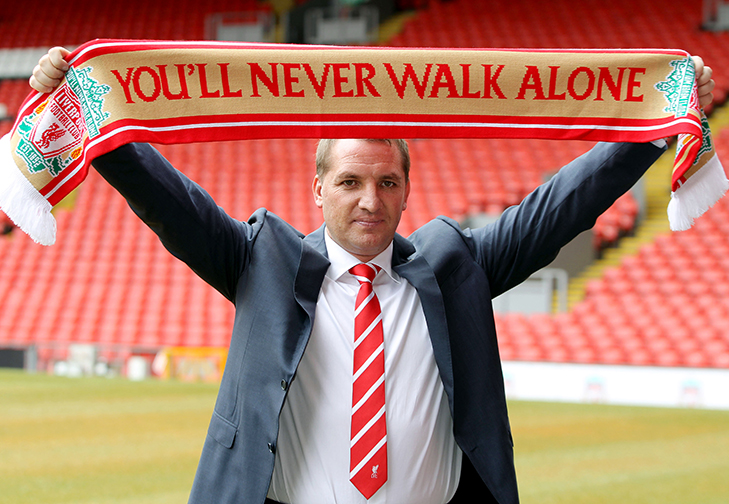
0,39,725,244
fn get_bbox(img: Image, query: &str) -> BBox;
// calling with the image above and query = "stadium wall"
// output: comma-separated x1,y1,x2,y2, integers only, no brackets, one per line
502,361,729,410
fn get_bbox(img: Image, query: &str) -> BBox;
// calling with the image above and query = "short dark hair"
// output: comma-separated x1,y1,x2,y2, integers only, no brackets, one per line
315,139,411,181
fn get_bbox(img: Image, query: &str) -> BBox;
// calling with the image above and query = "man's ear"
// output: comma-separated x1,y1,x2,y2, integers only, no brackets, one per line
312,175,324,208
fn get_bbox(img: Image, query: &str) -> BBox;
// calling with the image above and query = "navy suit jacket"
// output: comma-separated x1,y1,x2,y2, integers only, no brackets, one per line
92,141,664,504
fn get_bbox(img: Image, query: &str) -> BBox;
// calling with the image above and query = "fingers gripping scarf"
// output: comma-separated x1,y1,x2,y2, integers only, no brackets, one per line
0,39,725,245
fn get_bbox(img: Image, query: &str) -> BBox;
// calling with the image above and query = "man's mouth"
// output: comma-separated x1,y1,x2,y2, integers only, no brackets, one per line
354,218,384,228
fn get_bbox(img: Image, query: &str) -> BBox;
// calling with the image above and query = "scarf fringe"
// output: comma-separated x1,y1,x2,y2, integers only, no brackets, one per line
0,133,56,245
668,152,729,231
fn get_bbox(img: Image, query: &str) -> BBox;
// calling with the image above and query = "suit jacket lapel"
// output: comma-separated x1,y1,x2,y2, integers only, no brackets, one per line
391,234,455,415
296,225,330,321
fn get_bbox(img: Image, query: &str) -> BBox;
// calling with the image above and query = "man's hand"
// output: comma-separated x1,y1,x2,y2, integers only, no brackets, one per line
692,55,715,109
29,46,70,94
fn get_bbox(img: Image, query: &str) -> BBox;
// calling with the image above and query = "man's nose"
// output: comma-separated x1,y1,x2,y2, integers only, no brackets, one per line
358,184,383,212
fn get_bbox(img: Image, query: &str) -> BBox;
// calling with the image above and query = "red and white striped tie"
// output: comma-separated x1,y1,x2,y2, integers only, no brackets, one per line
349,263,388,499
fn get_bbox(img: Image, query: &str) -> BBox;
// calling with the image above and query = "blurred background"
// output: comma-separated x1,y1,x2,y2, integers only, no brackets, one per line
2,0,729,385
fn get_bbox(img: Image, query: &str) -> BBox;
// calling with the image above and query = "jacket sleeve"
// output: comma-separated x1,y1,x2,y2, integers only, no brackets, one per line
467,141,666,298
91,143,256,303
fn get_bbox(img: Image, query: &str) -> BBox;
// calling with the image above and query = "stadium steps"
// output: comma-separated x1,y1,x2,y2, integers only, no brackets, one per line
377,10,418,44
566,105,729,309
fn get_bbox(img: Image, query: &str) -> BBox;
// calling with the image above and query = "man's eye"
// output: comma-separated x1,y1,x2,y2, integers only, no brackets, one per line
382,181,396,188
342,180,357,187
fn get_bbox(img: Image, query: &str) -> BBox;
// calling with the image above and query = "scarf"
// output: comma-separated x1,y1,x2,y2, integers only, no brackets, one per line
0,39,725,245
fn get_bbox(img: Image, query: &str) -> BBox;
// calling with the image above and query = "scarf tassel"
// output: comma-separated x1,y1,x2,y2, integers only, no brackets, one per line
0,134,56,245
668,152,729,231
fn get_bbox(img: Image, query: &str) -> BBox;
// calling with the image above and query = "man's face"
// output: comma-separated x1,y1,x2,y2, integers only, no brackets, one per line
313,139,410,262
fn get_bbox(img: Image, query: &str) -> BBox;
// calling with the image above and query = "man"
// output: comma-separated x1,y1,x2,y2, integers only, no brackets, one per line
31,49,715,504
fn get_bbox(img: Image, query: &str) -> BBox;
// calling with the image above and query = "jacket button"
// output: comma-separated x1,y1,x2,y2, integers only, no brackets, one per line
268,442,276,454
280,379,288,391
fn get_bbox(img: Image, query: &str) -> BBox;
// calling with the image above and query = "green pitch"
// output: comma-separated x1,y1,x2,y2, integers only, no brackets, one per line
1,369,216,504
511,401,729,504
2,369,729,503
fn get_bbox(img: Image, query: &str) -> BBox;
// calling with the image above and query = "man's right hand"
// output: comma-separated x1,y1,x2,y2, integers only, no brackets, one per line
29,46,70,94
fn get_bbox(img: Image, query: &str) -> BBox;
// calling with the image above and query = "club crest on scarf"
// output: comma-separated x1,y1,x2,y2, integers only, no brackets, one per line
15,66,110,177
655,56,698,118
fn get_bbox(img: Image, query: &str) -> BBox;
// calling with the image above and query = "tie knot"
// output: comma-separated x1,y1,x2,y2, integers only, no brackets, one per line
349,263,380,283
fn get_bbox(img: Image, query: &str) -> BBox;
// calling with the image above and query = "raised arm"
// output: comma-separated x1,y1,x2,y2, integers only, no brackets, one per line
29,47,256,301
91,143,255,302
472,141,665,297
468,56,715,296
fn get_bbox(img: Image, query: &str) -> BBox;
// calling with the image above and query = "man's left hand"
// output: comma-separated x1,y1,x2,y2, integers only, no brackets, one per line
693,55,715,109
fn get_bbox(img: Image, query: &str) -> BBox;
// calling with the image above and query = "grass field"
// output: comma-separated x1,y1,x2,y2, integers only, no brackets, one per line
2,368,729,504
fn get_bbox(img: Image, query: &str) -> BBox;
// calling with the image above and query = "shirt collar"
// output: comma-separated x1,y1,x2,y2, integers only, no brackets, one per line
324,228,399,283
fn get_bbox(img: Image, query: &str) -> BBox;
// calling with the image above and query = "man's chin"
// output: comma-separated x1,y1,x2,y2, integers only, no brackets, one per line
348,236,392,260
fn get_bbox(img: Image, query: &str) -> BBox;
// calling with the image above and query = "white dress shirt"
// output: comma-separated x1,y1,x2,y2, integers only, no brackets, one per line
268,231,461,504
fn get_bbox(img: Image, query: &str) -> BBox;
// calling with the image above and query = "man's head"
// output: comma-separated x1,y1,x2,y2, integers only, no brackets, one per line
312,139,411,262
316,139,410,181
